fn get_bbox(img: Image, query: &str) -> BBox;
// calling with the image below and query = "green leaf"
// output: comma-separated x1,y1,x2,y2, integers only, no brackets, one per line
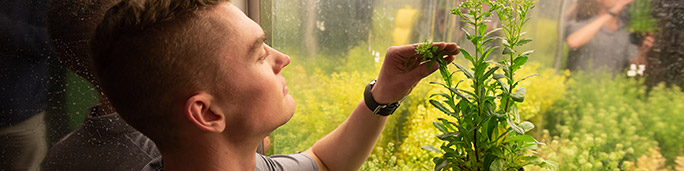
462,28,473,40
483,37,498,46
433,121,449,134
450,88,473,104
522,156,543,165
452,62,474,79
521,50,535,56
490,159,505,171
484,28,502,38
517,38,533,45
434,158,448,171
502,46,515,55
474,62,490,78
511,87,526,102
470,36,482,48
510,105,520,122
504,134,536,144
519,121,535,133
496,79,509,94
430,93,451,100
438,118,457,131
512,56,528,70
421,145,443,154
540,160,559,171
482,66,500,80
517,73,539,83
430,100,454,115
436,131,459,140
493,73,506,80
507,117,524,134
452,88,477,99
429,82,449,89
483,46,499,60
460,49,474,62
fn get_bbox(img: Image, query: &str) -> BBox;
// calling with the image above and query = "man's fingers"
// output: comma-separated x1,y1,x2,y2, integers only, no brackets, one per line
387,44,420,59
432,42,460,55
408,58,442,81
390,42,459,58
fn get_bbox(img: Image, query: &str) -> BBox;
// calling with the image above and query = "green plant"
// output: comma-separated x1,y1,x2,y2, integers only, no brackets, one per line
416,0,554,170
627,0,658,34
533,73,659,170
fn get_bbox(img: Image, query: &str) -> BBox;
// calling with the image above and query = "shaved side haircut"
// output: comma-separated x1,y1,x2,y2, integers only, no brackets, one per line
90,0,231,149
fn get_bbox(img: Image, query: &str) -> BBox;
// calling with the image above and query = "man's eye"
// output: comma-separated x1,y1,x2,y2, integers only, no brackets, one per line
258,45,270,61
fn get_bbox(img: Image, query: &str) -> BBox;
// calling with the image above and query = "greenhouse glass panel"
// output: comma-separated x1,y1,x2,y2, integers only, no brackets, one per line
0,0,682,170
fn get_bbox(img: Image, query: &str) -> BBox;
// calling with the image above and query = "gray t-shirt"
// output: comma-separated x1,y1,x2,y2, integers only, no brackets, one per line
565,16,638,74
141,153,319,171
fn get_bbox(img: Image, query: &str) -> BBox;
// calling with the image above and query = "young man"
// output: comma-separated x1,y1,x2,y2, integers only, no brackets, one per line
90,0,459,170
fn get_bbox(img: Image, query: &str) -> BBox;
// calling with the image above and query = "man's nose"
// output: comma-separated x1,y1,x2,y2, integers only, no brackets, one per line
272,48,290,73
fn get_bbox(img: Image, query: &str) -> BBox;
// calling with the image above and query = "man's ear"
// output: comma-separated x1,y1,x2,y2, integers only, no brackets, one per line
184,92,225,133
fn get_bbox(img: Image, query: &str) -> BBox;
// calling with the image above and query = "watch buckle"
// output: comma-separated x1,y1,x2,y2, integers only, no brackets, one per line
373,104,388,115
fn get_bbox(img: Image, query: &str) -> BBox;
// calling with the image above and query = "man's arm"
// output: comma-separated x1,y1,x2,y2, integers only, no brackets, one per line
305,43,459,171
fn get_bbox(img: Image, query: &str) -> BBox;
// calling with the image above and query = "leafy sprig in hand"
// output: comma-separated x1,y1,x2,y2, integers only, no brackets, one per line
416,41,455,89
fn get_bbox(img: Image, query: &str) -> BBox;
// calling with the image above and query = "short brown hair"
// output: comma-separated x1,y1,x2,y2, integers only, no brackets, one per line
48,0,121,83
90,0,231,148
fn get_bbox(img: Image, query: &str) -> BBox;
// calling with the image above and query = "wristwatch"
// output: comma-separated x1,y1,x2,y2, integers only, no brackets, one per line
364,79,401,116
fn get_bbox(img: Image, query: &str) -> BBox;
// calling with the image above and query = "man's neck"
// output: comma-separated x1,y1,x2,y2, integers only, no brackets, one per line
162,134,262,171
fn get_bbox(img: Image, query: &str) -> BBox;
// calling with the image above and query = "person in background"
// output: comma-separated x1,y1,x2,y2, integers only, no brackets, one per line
43,1,160,170
90,0,459,170
564,0,654,74
0,0,51,170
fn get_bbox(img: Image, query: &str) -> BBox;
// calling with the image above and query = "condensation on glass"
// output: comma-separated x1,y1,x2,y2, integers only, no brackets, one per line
1,0,682,169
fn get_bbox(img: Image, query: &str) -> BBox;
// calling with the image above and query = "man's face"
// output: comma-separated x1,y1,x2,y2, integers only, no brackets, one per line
210,3,294,136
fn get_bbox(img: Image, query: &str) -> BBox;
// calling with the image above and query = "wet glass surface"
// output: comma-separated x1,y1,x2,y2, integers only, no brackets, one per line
1,0,682,170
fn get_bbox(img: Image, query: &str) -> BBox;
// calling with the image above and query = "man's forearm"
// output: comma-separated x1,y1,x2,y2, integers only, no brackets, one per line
566,14,612,49
308,100,388,171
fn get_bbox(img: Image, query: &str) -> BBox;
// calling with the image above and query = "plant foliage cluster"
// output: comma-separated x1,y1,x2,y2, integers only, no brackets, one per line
627,0,658,34
271,1,684,170
534,73,684,170
415,0,556,170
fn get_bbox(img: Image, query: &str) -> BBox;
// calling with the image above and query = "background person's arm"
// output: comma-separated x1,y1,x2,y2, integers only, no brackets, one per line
305,43,459,171
566,0,633,49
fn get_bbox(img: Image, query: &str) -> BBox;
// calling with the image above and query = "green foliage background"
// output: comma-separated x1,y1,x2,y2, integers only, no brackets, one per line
275,54,684,170
268,1,684,170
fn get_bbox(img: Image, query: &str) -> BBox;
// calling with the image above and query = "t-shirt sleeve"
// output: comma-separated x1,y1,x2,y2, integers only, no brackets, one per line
255,153,319,171
564,18,594,40
564,21,579,40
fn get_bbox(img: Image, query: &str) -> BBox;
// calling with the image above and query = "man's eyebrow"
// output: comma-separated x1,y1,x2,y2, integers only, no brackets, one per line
249,32,268,55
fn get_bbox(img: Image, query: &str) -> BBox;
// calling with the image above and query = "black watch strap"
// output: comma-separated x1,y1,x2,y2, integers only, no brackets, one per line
364,79,401,116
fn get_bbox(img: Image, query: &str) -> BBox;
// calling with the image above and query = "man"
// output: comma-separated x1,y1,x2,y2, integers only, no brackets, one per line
90,0,459,170
43,0,161,170
44,1,269,170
